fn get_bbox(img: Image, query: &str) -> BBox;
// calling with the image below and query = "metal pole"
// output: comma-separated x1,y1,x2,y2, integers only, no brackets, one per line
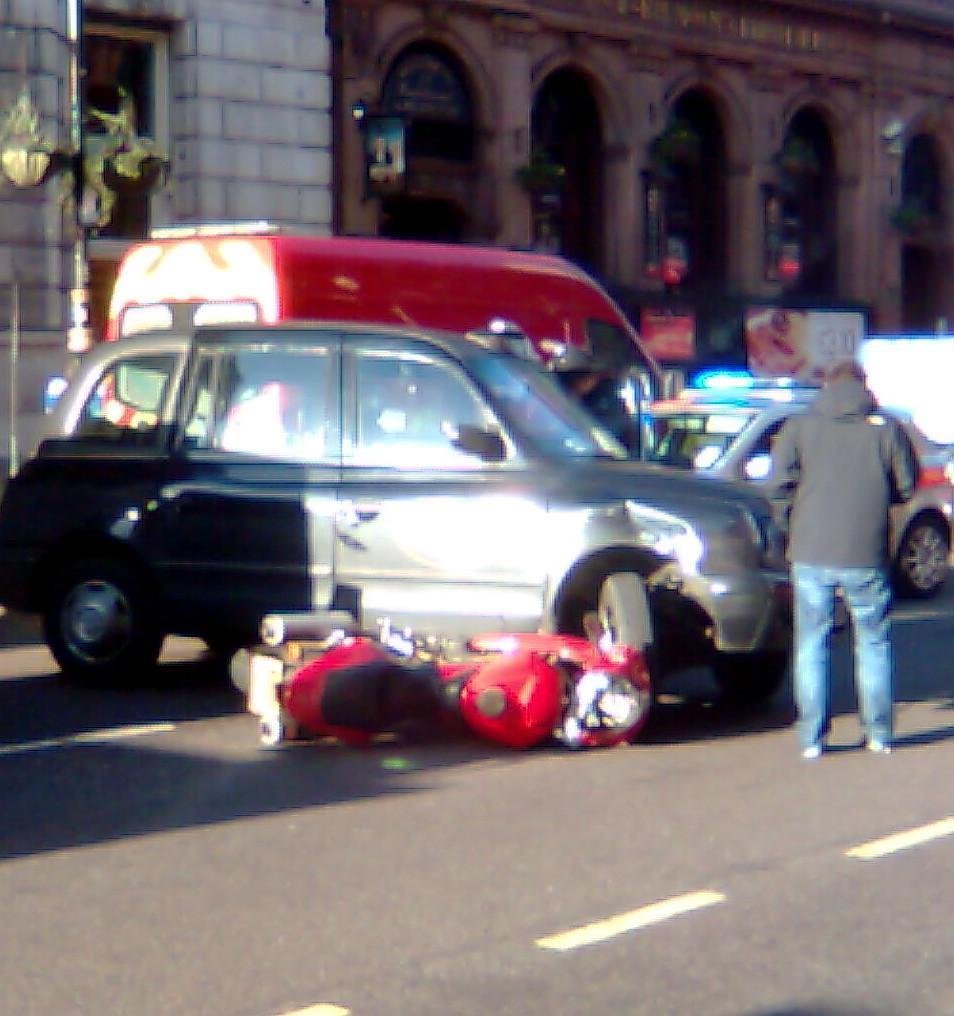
8,281,19,477
65,0,90,368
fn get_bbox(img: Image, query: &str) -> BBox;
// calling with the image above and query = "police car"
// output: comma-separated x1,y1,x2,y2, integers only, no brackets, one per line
647,372,954,598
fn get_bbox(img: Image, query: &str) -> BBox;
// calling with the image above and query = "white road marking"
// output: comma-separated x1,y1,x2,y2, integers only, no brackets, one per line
275,1006,350,1016
0,722,176,757
845,817,954,860
536,889,726,952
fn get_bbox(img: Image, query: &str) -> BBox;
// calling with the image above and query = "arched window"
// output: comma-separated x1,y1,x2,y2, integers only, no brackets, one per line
774,109,837,298
381,44,475,162
645,89,726,292
529,68,603,271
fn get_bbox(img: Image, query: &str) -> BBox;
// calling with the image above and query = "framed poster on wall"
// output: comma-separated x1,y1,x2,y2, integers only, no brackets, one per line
364,115,406,197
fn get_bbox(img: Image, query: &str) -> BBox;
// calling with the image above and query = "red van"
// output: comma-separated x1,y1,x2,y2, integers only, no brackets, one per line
106,226,662,391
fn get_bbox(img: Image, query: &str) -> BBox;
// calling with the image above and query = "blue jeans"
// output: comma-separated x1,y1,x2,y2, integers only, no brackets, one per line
792,563,894,750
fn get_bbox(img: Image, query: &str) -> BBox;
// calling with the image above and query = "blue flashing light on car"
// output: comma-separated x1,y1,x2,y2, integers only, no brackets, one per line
691,368,756,390
43,376,68,414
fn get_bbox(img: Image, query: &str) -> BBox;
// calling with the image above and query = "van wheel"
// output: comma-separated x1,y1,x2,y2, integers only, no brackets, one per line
43,558,164,685
712,650,788,706
892,517,950,599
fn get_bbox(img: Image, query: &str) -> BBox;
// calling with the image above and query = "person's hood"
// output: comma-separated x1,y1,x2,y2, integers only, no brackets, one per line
810,377,877,421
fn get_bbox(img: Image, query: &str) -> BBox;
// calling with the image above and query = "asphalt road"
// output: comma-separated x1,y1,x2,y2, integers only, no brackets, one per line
1,588,953,1016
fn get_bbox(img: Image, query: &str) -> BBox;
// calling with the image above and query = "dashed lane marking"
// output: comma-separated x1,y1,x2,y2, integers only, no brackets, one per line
845,817,954,860
0,722,176,757
535,889,726,952
275,1006,350,1016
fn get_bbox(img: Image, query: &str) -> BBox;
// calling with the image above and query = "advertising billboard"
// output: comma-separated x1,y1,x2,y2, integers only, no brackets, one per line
744,307,865,382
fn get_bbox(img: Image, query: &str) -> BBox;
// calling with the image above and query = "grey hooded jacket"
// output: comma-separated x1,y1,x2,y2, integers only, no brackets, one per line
769,378,919,568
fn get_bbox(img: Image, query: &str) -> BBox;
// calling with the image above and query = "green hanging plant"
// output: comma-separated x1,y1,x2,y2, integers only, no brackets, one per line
649,118,702,170
774,135,820,178
515,150,566,194
889,195,939,237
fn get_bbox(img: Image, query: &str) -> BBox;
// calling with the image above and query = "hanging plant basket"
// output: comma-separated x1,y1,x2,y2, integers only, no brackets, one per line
515,152,566,195
649,119,702,171
889,196,939,238
103,153,169,195
774,136,820,179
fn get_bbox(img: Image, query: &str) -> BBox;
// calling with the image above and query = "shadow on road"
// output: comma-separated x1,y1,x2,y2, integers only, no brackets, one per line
1,592,952,863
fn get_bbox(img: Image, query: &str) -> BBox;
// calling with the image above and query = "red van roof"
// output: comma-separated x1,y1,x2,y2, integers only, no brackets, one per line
107,232,657,381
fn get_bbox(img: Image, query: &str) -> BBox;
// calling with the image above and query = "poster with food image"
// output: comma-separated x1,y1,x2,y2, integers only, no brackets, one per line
639,309,696,361
744,307,864,382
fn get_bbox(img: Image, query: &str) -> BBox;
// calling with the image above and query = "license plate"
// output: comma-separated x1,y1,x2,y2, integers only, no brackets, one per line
248,653,285,717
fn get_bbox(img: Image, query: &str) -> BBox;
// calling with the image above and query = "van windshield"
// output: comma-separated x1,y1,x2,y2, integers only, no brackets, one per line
468,351,627,461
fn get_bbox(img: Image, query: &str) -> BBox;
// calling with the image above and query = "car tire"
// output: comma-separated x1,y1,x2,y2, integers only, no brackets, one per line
596,572,654,651
43,557,164,685
595,572,655,741
892,517,950,599
712,649,788,705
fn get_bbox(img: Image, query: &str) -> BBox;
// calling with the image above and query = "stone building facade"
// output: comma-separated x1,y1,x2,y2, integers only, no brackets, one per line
0,0,332,466
1,0,952,468
333,0,953,368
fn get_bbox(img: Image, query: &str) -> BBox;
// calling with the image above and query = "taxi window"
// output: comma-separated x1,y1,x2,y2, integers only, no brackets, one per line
73,354,176,444
186,344,337,463
349,348,500,468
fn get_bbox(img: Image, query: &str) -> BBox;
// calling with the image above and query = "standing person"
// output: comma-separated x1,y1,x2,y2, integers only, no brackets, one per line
770,359,919,759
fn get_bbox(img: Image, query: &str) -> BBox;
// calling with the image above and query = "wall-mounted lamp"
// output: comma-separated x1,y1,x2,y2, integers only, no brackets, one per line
880,117,906,157
351,98,367,124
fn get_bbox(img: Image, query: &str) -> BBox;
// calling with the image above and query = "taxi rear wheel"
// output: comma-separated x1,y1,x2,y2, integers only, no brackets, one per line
893,517,950,599
43,558,164,685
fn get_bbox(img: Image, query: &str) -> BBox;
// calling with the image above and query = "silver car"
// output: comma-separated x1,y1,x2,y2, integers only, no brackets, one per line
647,381,954,598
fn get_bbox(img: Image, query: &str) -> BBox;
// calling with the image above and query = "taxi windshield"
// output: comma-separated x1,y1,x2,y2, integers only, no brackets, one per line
647,409,753,469
468,351,628,460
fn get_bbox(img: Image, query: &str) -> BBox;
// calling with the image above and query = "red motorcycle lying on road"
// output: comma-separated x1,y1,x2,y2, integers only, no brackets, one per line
233,612,653,751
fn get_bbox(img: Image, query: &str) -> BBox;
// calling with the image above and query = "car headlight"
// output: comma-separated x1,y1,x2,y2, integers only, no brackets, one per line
626,502,704,574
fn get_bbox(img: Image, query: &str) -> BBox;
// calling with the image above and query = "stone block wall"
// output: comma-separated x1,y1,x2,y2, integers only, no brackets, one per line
0,0,333,469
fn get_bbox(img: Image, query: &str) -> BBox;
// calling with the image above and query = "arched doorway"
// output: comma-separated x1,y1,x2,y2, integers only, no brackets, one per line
529,68,603,271
897,133,945,331
775,108,837,298
377,43,477,242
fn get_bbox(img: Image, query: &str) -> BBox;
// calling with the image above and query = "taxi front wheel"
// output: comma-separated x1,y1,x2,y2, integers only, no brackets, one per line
43,557,164,685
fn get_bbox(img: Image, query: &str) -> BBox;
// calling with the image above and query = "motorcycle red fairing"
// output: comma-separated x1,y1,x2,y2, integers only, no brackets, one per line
271,630,652,750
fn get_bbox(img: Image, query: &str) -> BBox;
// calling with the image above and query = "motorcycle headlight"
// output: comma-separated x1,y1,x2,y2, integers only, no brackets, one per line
556,670,643,747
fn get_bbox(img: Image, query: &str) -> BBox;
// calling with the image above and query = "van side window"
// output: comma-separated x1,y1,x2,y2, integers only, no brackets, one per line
349,349,500,468
73,354,176,445
186,345,336,463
